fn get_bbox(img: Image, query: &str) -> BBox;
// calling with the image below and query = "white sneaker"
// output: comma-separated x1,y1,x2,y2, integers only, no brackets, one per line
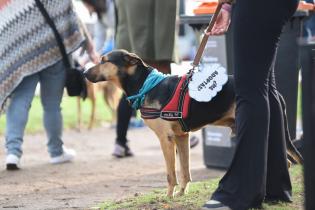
50,147,76,164
6,154,20,170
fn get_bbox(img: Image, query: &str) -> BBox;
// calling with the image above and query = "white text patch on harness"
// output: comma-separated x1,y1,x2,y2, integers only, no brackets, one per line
188,63,228,102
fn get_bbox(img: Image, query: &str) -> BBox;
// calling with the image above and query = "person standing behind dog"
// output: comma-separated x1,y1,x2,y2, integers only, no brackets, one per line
112,0,178,158
202,0,299,209
0,0,99,170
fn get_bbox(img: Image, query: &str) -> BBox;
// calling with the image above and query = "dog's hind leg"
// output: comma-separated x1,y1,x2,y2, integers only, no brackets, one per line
174,133,191,196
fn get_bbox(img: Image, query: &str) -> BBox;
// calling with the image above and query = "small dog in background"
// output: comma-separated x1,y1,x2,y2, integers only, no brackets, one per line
77,79,121,131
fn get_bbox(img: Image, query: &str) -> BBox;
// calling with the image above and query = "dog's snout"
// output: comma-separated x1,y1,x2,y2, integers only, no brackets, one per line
83,67,97,83
83,66,107,83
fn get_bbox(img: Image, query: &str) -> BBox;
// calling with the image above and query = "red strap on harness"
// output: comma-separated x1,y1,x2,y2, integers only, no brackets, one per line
140,75,191,121
161,75,190,119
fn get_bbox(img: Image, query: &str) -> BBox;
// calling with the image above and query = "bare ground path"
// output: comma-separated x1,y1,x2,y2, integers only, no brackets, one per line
0,126,223,210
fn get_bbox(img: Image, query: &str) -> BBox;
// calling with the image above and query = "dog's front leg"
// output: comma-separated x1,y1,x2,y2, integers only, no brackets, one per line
174,133,191,196
87,82,96,130
158,133,177,198
145,119,178,198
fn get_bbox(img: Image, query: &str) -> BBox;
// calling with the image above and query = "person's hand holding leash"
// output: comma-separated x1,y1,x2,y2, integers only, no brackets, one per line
207,3,232,36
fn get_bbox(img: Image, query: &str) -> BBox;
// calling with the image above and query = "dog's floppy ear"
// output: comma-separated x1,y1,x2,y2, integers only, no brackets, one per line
123,52,148,67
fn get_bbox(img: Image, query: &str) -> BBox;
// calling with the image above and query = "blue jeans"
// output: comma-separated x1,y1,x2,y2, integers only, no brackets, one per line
5,61,66,158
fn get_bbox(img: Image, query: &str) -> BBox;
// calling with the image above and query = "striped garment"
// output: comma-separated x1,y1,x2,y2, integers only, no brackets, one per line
0,0,85,110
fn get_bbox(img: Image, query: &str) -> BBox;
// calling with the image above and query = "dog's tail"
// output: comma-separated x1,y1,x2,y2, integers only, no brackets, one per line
278,93,304,165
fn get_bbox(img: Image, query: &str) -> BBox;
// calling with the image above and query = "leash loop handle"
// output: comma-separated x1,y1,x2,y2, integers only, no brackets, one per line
192,2,224,68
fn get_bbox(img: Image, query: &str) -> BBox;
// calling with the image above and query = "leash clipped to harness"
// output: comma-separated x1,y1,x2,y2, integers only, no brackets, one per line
172,1,229,131
184,1,227,88
187,1,229,103
191,1,225,70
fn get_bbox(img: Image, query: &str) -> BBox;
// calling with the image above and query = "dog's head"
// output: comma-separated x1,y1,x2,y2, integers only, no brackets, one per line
84,50,148,90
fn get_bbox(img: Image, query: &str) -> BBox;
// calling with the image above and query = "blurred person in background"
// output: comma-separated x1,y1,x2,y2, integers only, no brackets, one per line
81,0,115,56
0,0,98,170
112,0,179,158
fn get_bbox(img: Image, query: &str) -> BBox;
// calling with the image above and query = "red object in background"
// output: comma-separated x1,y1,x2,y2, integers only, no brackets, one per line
193,0,218,15
0,0,11,10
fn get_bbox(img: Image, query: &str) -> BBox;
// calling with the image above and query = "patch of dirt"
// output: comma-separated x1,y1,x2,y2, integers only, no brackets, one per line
0,126,223,210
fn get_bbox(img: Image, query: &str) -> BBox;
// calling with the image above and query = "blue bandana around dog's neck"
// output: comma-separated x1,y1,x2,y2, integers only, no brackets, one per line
127,69,168,110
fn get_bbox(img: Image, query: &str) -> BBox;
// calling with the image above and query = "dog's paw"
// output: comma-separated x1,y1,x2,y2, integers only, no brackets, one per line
175,188,187,197
167,191,175,199
175,191,185,197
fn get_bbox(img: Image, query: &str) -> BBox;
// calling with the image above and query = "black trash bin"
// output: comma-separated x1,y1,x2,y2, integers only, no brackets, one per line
202,126,237,169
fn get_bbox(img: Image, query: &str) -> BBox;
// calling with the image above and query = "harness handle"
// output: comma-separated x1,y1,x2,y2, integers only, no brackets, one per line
192,1,227,68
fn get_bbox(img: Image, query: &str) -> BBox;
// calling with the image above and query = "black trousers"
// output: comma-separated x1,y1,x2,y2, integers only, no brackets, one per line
116,95,133,147
211,0,299,210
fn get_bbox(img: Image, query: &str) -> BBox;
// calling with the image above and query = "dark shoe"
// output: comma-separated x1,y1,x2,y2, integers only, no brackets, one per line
190,136,199,149
201,200,231,210
124,144,134,157
6,164,19,170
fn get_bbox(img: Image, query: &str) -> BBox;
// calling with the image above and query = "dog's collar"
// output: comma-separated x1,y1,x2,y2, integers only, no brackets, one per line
127,69,168,110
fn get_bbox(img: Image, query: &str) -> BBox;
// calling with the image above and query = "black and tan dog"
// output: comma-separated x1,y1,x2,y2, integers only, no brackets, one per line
84,49,302,197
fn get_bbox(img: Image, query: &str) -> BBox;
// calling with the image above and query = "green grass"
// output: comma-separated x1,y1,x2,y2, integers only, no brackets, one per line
0,93,113,135
98,166,303,210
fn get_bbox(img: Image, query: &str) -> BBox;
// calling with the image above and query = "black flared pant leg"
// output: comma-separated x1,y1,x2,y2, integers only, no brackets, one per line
211,0,298,209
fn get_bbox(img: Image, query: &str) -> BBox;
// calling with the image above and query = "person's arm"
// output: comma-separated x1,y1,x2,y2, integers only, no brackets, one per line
77,18,100,64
